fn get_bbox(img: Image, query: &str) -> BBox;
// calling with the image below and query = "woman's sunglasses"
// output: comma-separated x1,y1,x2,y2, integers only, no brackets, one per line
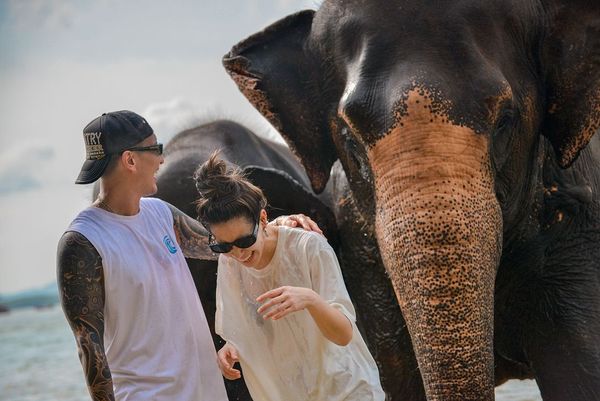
208,219,259,253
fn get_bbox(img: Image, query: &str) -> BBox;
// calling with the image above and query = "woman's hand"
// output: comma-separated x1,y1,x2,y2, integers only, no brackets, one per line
270,214,323,234
217,342,241,380
256,286,317,320
257,286,353,346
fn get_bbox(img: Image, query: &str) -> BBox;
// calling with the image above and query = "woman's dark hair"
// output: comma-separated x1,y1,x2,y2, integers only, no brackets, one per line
194,150,267,227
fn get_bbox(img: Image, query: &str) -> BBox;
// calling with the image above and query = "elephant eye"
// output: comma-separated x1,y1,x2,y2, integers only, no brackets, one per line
346,138,361,166
493,107,514,135
341,128,373,185
340,128,360,163
491,107,516,170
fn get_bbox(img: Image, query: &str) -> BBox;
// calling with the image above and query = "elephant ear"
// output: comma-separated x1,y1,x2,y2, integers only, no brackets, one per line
223,10,337,194
243,165,339,249
542,10,600,168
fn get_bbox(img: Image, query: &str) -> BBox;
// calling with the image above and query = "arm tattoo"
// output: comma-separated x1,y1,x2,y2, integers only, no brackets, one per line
167,203,218,261
57,232,115,401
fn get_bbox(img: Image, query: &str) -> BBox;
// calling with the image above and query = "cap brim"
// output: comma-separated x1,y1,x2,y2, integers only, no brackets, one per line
75,157,111,184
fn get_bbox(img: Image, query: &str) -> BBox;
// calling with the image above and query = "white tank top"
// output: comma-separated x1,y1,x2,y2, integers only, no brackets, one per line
68,197,228,401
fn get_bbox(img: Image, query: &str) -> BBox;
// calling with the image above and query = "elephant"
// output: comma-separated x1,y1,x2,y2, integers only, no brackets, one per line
222,1,600,400
93,119,338,401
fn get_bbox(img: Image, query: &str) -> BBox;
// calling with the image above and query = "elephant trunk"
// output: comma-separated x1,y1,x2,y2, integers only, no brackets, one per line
367,93,502,401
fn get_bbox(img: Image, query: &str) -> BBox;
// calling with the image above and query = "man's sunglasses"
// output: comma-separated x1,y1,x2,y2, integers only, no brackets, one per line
208,219,259,253
123,143,164,155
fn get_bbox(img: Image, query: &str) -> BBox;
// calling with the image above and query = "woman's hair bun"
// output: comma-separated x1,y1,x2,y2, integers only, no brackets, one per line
194,150,267,224
194,150,242,203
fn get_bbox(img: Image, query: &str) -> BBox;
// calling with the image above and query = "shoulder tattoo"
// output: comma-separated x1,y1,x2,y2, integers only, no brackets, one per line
167,204,217,260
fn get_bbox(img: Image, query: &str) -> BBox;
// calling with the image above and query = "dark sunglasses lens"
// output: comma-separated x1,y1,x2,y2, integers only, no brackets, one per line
209,243,232,253
156,144,163,155
234,235,257,249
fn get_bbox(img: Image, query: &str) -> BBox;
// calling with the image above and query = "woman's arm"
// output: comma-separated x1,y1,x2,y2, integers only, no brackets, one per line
256,286,353,346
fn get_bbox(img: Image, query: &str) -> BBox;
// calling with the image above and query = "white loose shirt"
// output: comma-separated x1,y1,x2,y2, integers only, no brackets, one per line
215,226,385,401
68,197,228,401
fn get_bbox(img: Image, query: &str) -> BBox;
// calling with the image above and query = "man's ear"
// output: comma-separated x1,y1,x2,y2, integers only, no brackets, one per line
541,11,600,167
223,10,338,193
122,151,136,171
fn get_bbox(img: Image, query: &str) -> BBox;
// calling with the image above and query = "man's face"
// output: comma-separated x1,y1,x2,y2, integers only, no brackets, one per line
130,134,164,196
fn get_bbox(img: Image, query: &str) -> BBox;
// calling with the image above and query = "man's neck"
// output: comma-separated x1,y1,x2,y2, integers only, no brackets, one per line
95,180,143,216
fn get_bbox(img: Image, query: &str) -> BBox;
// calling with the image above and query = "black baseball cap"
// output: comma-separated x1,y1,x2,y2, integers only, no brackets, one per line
75,110,154,184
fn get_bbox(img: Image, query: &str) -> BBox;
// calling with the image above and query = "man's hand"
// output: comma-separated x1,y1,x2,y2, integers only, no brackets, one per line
271,214,323,234
217,343,242,380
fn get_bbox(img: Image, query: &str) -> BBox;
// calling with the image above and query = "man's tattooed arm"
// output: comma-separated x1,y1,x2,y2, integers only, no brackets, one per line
167,203,218,260
57,231,114,401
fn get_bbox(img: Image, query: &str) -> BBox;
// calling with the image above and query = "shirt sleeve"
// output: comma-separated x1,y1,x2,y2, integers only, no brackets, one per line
307,235,357,323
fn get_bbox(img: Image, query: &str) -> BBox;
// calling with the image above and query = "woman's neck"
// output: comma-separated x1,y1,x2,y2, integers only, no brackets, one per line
255,225,280,269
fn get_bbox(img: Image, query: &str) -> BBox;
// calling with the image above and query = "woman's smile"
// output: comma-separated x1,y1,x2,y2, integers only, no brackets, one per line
240,251,255,265
210,213,278,270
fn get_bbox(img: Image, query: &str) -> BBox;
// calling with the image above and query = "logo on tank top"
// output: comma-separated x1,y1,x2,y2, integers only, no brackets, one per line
163,234,177,254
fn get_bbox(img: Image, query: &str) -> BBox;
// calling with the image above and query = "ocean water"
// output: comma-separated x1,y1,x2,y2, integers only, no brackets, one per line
0,306,89,401
0,306,542,401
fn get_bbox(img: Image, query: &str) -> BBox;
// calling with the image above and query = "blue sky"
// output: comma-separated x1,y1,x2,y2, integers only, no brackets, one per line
0,0,316,293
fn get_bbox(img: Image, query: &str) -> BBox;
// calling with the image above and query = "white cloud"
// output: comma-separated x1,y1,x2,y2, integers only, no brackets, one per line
273,0,319,10
6,0,79,31
0,142,56,195
142,97,286,145
143,98,204,143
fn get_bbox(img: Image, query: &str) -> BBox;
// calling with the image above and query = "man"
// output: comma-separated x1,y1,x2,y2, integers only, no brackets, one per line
57,110,319,401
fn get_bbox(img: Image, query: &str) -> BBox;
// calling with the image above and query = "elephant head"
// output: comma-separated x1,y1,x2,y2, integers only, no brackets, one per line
223,1,600,400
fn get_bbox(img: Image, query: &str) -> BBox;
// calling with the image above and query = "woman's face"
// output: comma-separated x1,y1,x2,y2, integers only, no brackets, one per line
210,211,268,269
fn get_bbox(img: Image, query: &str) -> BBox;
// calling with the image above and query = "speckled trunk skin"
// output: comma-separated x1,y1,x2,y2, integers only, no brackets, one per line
368,91,503,401
328,162,426,400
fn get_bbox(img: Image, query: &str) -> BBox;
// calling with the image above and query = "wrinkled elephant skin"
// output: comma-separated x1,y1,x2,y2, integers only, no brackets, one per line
223,1,600,400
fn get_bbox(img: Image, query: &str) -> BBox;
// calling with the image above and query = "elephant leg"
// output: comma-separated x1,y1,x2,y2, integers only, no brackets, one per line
527,329,600,401
523,260,600,401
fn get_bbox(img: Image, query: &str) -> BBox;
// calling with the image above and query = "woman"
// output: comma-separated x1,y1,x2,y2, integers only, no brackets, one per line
194,152,385,401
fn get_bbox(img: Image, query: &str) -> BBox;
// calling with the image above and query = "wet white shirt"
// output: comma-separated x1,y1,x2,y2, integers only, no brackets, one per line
68,197,228,401
215,226,385,401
